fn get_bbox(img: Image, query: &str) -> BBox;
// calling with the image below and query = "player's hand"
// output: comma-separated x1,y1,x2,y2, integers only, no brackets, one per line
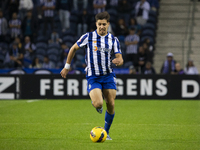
112,58,123,66
60,68,69,78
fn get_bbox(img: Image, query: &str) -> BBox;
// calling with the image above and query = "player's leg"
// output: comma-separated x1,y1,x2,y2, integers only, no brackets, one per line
89,88,104,113
87,76,104,113
103,89,116,114
89,88,103,109
103,89,116,140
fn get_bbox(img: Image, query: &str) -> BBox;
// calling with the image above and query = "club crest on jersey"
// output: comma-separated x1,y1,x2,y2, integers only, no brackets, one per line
93,46,111,53
108,39,112,45
89,84,91,89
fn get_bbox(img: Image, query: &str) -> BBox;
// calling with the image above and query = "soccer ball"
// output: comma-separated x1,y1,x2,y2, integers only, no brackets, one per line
90,126,107,143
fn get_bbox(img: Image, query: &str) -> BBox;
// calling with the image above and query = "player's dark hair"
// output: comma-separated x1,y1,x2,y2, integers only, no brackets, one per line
95,11,110,22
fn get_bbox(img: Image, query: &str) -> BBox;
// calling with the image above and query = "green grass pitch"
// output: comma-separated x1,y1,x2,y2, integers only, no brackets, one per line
0,100,200,150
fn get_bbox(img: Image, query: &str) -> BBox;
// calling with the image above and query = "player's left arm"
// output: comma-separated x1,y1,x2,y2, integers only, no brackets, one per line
112,53,123,67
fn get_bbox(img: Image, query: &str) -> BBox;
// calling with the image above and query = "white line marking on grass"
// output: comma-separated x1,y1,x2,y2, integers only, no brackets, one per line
27,99,41,103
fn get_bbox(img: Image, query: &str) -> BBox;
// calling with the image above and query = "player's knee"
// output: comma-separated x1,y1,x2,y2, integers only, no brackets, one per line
107,100,115,108
93,101,103,108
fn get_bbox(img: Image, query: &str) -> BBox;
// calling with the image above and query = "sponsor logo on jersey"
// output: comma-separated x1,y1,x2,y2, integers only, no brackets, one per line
94,46,98,51
93,46,111,52
108,39,112,45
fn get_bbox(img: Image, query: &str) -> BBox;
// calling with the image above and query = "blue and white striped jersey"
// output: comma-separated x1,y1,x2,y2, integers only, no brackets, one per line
93,0,107,14
42,1,55,17
77,30,122,77
9,19,21,36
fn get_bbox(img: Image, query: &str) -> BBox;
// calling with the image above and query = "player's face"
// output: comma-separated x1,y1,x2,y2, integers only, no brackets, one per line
96,19,109,36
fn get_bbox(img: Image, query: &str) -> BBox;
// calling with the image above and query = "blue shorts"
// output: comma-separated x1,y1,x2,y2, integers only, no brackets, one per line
86,73,117,94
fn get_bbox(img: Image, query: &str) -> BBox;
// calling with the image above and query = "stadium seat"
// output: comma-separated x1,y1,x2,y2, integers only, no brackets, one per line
70,15,78,24
34,70,52,74
37,29,43,36
54,22,62,30
47,48,59,55
1,42,8,49
62,30,75,37
147,16,157,24
36,54,45,63
76,47,85,55
56,61,63,68
9,69,26,74
63,35,75,43
75,56,85,68
48,54,57,62
54,28,62,37
141,29,155,37
0,42,8,53
54,15,60,23
107,9,118,18
36,36,48,43
36,42,47,49
35,48,46,56
142,23,156,31
58,48,63,56
123,61,133,68
70,10,79,16
48,43,60,49
70,23,77,34
149,10,157,19
65,42,73,48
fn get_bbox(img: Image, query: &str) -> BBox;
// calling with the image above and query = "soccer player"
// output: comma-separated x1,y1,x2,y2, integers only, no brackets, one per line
60,11,123,140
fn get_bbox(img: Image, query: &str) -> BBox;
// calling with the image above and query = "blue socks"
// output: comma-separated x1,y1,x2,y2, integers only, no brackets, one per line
104,111,115,134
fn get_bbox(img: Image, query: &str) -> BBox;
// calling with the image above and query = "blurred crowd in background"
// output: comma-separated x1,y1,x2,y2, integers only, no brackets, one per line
0,0,198,75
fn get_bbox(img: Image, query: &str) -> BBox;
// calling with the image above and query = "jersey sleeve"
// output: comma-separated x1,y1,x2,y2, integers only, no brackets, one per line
76,33,89,48
113,37,122,54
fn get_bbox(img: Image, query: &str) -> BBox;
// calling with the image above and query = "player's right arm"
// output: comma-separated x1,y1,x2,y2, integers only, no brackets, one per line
60,43,80,78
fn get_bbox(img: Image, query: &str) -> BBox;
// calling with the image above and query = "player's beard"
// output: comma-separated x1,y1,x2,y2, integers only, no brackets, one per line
99,28,106,36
